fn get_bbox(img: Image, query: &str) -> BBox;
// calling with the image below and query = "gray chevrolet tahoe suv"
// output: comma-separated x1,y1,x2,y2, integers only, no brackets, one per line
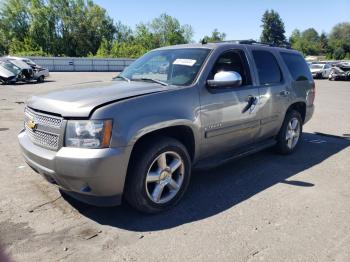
18,41,315,213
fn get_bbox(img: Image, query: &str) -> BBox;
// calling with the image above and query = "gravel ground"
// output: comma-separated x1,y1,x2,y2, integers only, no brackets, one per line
0,73,349,262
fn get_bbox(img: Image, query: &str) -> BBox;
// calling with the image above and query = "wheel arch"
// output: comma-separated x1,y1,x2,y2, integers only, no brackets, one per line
286,101,306,123
128,124,197,164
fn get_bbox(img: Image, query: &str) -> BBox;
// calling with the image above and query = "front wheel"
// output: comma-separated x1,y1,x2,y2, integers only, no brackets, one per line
125,137,191,213
37,75,45,83
275,110,303,154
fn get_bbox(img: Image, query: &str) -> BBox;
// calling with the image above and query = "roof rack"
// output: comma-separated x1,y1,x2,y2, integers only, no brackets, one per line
206,39,291,49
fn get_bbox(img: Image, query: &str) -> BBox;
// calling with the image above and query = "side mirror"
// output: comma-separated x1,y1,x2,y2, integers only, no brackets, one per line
207,71,242,88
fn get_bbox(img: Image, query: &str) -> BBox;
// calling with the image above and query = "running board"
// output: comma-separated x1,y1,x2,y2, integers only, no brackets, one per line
194,139,277,170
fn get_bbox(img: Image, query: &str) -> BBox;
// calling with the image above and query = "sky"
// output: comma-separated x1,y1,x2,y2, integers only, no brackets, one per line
94,0,350,42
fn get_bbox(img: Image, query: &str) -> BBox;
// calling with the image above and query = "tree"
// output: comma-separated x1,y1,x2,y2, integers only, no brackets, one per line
319,32,329,55
290,28,323,56
260,9,286,46
115,21,133,43
328,22,350,59
8,36,46,56
0,0,30,54
302,28,319,42
134,23,157,50
333,47,345,60
110,42,147,58
148,13,193,47
0,0,117,56
95,38,111,57
200,28,226,43
132,13,193,51
289,29,301,46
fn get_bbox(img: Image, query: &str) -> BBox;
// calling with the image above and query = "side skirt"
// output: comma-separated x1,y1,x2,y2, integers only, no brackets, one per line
194,138,277,170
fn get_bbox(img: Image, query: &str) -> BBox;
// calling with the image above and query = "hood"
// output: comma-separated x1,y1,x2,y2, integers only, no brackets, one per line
27,80,169,117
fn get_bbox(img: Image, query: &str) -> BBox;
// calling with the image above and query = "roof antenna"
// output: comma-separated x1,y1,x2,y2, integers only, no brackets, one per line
201,38,208,45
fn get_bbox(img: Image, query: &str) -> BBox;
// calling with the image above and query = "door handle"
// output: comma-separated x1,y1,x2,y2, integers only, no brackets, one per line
242,96,257,113
279,90,290,97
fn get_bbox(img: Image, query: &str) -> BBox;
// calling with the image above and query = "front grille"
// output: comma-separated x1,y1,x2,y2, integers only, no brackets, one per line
25,107,62,128
24,107,63,150
25,126,59,149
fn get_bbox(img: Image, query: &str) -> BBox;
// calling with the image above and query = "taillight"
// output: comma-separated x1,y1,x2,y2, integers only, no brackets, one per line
308,81,316,105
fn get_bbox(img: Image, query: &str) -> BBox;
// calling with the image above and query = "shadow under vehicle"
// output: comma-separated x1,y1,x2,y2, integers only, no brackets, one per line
61,132,349,231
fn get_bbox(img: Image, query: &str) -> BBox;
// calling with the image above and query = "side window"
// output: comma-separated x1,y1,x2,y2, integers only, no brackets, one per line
280,52,312,81
252,50,282,85
209,50,252,86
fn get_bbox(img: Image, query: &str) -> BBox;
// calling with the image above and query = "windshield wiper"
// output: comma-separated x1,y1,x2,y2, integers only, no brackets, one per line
113,75,130,83
137,78,168,86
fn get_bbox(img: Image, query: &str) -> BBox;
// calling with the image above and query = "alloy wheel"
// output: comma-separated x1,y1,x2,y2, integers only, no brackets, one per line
145,151,185,204
286,117,301,149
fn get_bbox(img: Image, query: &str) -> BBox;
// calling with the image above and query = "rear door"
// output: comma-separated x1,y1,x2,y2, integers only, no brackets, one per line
248,48,291,141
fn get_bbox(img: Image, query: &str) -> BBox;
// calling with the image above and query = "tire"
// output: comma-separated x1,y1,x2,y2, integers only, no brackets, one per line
37,75,44,83
124,137,191,213
275,110,303,154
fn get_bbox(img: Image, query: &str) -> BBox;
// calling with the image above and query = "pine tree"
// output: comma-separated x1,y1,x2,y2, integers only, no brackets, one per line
260,10,286,46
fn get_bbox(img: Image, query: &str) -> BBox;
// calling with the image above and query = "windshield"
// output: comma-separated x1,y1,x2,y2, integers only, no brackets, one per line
119,48,211,86
0,61,21,75
310,64,324,69
23,59,36,66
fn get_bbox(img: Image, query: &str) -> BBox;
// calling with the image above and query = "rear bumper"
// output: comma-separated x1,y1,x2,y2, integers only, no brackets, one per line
304,105,314,124
18,130,132,206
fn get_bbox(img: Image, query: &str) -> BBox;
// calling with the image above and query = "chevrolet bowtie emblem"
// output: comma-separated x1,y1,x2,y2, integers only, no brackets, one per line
27,120,37,130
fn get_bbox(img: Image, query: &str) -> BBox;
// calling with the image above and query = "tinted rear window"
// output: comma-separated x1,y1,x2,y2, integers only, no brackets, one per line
280,52,312,81
252,50,282,85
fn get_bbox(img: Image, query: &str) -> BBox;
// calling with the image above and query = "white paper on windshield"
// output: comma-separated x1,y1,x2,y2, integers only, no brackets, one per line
173,59,196,66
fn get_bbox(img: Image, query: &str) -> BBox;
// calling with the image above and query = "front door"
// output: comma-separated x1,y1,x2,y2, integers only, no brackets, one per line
199,49,260,159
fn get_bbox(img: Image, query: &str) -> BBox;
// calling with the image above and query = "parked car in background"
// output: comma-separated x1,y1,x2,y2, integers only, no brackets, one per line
6,56,49,82
0,59,35,84
309,62,332,79
329,62,350,81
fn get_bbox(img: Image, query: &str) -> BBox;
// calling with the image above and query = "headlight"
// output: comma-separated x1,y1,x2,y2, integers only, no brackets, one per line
65,120,113,148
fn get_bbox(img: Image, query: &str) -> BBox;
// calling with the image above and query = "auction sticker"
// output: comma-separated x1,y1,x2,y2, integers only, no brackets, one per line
173,59,196,66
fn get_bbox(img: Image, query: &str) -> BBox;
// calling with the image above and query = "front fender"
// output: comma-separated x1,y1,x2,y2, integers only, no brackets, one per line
127,119,199,145
127,118,201,162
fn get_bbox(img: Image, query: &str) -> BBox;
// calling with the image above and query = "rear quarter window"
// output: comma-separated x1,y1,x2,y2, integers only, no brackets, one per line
280,52,312,81
252,50,282,85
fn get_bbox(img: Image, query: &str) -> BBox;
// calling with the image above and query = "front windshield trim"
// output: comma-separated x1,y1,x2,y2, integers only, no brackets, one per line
135,78,168,86
113,75,131,83
120,48,212,87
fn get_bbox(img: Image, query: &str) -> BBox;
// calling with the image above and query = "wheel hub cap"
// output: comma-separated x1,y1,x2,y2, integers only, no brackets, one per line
286,117,300,149
160,169,171,181
145,151,185,204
